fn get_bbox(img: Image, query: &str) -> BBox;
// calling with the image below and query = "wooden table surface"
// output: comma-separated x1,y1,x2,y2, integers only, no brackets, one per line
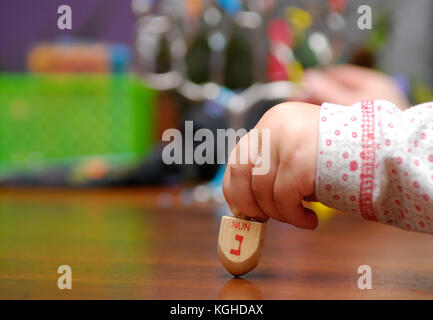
1,187,433,300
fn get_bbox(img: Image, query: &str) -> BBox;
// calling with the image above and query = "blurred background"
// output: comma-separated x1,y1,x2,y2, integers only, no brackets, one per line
2,1,433,300
0,0,432,205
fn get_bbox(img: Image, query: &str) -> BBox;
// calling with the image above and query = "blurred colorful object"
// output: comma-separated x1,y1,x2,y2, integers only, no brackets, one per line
309,202,335,222
27,43,131,73
327,0,346,13
267,18,293,81
284,6,312,33
0,73,156,175
412,81,433,105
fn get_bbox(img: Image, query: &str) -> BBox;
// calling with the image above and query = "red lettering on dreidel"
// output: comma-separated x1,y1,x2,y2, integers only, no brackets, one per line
230,234,244,256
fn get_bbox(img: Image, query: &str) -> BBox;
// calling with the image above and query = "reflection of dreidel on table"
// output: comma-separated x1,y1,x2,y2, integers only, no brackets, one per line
217,215,267,276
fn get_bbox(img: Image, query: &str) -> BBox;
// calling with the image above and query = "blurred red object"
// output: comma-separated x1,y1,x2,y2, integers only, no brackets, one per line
267,18,292,47
328,0,346,13
267,18,293,82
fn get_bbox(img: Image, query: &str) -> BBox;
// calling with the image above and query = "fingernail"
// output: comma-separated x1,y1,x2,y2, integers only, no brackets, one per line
230,206,246,219
253,216,269,223
230,206,240,216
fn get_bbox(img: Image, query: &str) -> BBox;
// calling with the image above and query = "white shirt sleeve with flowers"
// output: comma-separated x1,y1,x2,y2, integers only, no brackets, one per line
316,100,433,234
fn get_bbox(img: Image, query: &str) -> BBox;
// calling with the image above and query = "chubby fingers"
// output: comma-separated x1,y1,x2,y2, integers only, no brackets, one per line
222,134,269,222
222,126,296,224
249,127,287,223
273,159,318,230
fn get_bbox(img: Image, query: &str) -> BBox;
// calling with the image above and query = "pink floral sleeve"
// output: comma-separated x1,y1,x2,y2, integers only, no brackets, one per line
316,100,433,234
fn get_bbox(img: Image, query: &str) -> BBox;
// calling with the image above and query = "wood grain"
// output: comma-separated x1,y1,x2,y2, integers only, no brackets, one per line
0,187,433,299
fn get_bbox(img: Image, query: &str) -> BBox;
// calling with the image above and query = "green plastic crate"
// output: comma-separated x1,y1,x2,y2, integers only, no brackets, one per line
0,73,156,174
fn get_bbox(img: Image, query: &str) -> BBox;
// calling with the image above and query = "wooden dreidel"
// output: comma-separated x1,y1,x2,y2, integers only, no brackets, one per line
217,215,267,276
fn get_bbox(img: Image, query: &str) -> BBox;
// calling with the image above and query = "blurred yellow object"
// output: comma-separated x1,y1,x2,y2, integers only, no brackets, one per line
310,202,335,221
285,6,312,31
412,81,433,105
288,59,304,82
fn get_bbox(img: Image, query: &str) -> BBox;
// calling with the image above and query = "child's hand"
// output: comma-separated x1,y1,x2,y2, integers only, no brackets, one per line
222,102,320,230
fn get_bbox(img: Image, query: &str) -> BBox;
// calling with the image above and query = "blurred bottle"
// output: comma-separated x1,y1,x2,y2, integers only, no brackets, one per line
267,18,292,81
185,28,211,84
185,1,212,84
285,7,317,74
221,1,254,90
223,26,253,90
155,35,172,73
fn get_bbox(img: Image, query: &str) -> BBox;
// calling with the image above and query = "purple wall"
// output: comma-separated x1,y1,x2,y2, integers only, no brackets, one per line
0,0,135,71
